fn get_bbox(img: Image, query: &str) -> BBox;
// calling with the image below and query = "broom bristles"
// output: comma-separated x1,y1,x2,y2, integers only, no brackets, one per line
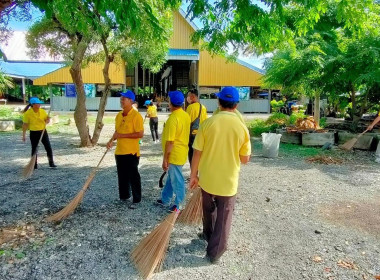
46,172,96,222
22,154,37,179
130,210,179,279
178,187,203,225
46,148,109,222
340,137,358,151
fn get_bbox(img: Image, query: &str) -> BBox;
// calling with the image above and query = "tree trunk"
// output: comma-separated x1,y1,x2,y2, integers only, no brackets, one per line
350,83,359,121
0,0,12,14
70,39,92,147
314,90,320,127
91,51,114,145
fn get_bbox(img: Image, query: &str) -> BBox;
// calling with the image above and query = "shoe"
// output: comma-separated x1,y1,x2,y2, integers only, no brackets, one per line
168,205,178,213
205,254,220,264
128,203,138,209
197,232,208,241
49,163,57,168
155,199,165,206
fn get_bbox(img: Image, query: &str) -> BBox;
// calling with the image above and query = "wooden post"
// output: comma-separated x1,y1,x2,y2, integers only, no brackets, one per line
268,89,272,113
134,64,138,95
142,68,146,95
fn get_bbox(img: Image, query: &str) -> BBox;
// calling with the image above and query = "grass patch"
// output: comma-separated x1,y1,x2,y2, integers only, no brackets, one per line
0,106,22,121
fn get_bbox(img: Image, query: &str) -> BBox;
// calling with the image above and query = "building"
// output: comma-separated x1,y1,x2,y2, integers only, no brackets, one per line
2,11,271,113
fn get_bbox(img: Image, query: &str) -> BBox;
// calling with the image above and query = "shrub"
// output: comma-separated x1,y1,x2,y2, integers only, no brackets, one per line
266,112,289,126
270,100,284,112
289,112,307,125
319,117,327,128
249,119,282,136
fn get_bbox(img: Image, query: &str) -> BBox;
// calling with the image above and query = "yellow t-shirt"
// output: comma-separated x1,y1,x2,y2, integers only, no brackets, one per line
161,108,191,165
115,108,144,156
22,108,48,131
147,105,158,118
193,111,251,196
213,107,245,124
186,102,208,135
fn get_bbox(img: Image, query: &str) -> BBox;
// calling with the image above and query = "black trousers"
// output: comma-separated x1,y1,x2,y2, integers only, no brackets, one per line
30,130,54,165
188,134,196,165
149,117,159,141
202,189,236,261
115,154,141,203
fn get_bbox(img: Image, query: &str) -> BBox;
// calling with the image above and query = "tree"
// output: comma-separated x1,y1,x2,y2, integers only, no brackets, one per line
27,0,179,147
187,0,377,56
0,70,14,94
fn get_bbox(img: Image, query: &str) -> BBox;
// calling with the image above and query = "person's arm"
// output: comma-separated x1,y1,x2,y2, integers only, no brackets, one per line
113,131,144,139
239,155,250,164
22,123,29,142
162,141,174,171
189,149,202,189
367,115,380,131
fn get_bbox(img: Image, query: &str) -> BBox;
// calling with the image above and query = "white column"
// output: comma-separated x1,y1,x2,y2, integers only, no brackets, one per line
22,78,26,104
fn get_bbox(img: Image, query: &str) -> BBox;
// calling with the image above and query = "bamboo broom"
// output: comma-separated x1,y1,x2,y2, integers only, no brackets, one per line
22,107,52,179
340,130,368,151
46,148,109,222
177,187,203,225
130,209,179,279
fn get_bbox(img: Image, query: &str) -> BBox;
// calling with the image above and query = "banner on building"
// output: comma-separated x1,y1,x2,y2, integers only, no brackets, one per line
65,84,96,98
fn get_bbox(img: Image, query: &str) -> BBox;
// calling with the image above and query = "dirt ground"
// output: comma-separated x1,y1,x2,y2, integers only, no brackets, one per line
1,112,380,280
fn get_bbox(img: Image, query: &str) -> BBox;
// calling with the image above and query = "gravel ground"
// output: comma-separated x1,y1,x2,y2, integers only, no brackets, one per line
1,113,380,280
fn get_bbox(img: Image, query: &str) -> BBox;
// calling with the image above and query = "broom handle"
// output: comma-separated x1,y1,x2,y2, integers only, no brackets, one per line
87,140,112,177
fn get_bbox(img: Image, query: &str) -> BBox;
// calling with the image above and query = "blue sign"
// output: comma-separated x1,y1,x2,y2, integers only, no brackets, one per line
65,84,77,97
65,84,96,98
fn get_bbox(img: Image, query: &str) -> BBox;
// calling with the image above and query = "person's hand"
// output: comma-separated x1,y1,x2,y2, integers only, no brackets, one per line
45,117,51,124
162,159,169,171
22,135,26,142
189,176,199,189
107,141,114,149
367,124,374,131
112,131,120,139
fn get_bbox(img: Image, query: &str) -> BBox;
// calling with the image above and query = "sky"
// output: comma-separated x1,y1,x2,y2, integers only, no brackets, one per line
6,3,267,69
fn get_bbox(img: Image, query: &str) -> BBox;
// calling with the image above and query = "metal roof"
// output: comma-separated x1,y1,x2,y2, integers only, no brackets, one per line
167,49,199,60
236,59,266,75
0,60,65,80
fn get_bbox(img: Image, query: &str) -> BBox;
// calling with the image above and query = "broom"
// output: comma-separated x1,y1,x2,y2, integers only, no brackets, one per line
22,107,52,179
46,147,109,222
158,171,166,189
177,187,203,225
130,209,179,279
340,129,368,151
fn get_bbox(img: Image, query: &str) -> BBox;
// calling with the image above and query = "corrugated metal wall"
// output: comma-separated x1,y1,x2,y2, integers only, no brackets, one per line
169,12,198,49
200,99,269,113
199,51,263,87
33,62,126,86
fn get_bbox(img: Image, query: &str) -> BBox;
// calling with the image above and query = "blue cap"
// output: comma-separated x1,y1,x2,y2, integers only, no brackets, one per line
29,97,44,104
216,87,239,102
168,91,185,106
144,100,152,106
121,90,135,101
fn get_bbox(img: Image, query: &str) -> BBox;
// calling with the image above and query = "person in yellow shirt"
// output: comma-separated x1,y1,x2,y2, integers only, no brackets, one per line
156,90,190,212
186,88,207,164
22,97,56,169
189,86,251,264
107,91,144,209
144,100,159,143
